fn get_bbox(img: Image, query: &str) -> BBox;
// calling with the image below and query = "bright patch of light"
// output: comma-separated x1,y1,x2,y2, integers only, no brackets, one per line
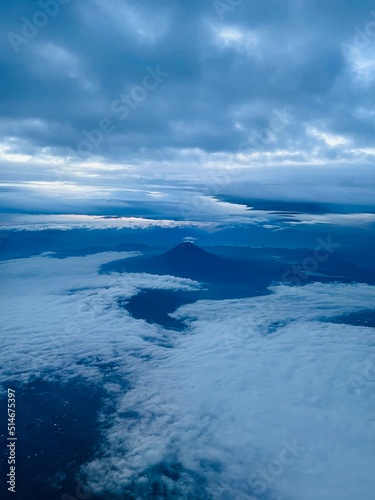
352,147,375,156
308,128,349,147
287,212,375,227
0,144,32,163
147,191,165,198
0,215,214,231
213,24,259,55
343,46,375,85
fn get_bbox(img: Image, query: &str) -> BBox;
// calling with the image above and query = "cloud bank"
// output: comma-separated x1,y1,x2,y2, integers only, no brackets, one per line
1,251,375,498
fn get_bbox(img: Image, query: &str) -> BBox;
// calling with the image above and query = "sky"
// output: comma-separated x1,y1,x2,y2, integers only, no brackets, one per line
1,0,375,218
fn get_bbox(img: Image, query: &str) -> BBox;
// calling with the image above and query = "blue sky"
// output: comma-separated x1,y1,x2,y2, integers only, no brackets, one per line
1,0,375,217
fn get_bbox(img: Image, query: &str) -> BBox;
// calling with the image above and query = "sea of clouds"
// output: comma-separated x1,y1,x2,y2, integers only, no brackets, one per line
1,251,375,499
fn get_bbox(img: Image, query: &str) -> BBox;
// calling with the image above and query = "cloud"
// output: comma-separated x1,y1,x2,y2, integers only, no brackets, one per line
0,251,201,382
0,214,216,231
1,251,375,497
1,0,375,211
83,282,375,498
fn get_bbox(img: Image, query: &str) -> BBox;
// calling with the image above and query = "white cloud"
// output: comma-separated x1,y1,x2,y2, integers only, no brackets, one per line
0,251,200,382
1,253,375,498
0,214,216,232
345,46,375,86
0,141,33,163
308,127,349,147
286,212,375,227
211,24,260,59
84,283,375,499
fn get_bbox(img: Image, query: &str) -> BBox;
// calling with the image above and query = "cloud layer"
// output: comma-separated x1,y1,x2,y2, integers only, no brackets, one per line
1,250,375,498
1,1,375,212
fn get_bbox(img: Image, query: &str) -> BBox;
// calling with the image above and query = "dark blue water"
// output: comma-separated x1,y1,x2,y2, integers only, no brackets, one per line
119,289,198,331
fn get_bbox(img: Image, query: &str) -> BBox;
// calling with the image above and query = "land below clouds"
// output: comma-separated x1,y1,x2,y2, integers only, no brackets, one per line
101,241,375,329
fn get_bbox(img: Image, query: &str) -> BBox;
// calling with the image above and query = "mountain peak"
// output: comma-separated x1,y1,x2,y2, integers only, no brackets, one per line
163,242,214,259
178,242,198,250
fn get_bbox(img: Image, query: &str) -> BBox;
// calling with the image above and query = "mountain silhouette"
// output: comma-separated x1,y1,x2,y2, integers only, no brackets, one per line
156,242,223,274
164,241,211,256
101,242,278,294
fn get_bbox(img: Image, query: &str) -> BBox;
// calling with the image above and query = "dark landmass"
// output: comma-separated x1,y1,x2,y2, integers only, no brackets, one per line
102,242,375,330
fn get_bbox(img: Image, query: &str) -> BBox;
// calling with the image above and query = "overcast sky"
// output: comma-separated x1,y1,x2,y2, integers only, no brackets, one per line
1,0,375,216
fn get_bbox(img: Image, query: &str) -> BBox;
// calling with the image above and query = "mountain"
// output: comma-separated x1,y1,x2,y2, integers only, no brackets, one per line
100,242,278,295
163,241,212,256
155,242,223,274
